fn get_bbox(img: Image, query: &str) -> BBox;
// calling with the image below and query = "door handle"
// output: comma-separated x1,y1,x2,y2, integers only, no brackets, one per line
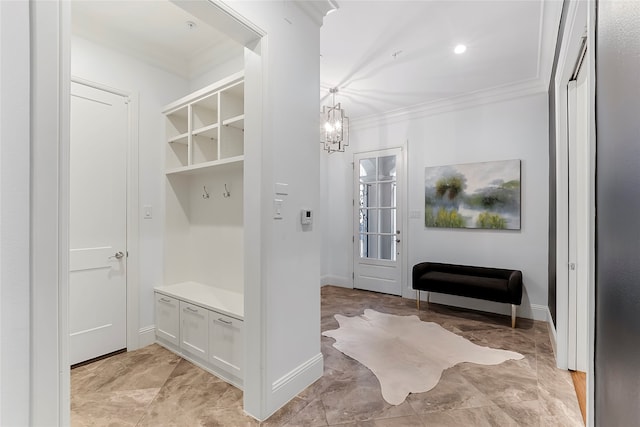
109,251,125,260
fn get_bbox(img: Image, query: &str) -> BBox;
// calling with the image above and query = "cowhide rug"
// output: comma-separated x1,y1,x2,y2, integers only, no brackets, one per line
322,309,523,405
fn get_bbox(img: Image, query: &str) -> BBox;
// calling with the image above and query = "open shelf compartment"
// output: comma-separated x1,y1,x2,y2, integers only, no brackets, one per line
192,92,219,130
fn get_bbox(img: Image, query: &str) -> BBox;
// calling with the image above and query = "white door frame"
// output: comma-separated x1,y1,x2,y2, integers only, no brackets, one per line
70,76,141,356
30,1,264,424
554,0,596,425
567,54,589,373
352,146,407,295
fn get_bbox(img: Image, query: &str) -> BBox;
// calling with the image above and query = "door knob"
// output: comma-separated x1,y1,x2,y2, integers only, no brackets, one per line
109,251,124,260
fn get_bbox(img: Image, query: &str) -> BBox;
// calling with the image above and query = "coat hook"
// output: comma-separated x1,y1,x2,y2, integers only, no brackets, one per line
202,185,210,199
223,184,231,198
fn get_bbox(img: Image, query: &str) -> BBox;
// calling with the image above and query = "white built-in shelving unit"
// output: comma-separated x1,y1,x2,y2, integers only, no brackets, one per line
164,72,245,175
155,71,245,388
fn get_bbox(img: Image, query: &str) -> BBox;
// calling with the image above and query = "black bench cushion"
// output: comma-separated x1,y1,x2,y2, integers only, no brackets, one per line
412,262,523,305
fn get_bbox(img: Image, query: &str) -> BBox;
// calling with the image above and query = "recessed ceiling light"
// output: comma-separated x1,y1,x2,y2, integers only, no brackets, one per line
454,44,467,54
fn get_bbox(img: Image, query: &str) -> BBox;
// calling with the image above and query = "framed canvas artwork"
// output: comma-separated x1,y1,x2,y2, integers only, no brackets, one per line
424,159,521,230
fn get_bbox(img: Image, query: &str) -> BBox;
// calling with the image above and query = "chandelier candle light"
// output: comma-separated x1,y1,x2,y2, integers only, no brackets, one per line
321,87,349,153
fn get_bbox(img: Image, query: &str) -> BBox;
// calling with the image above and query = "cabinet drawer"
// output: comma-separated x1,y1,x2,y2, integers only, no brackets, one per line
155,293,179,347
209,312,243,379
180,301,209,360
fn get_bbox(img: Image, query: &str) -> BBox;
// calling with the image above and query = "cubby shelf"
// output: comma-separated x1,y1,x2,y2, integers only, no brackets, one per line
168,133,189,144
193,123,219,139
165,155,244,176
222,114,245,130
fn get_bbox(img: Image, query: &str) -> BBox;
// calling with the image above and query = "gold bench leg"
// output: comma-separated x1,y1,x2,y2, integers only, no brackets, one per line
511,304,516,328
416,290,420,310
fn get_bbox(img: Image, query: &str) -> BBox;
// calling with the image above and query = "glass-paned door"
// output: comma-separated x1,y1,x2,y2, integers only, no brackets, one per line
353,148,402,295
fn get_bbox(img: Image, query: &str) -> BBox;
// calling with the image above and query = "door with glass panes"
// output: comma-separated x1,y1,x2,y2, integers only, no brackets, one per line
353,148,402,295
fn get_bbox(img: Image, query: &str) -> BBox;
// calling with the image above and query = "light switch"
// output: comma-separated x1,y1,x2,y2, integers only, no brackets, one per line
144,205,153,219
274,199,283,220
275,182,289,196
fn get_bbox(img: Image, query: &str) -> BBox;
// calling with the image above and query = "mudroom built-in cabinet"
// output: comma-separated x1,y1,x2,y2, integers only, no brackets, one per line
155,71,245,389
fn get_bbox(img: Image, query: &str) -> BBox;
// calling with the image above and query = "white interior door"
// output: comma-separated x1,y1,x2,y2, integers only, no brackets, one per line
353,148,403,295
567,50,589,372
69,81,128,365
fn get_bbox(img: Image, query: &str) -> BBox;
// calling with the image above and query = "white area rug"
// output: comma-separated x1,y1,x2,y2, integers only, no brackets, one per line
322,309,524,405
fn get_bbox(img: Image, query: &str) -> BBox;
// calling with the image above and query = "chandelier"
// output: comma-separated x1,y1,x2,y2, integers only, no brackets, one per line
320,88,349,153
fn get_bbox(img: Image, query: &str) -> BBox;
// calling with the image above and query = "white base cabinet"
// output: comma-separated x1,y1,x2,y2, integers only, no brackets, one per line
180,301,209,361
155,294,179,347
154,285,243,388
209,312,243,380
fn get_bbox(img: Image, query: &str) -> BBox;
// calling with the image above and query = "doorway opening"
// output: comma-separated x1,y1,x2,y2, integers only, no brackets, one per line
65,0,263,424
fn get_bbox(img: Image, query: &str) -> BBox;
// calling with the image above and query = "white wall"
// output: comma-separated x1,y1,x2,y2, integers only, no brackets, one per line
324,92,550,320
189,53,244,93
12,1,328,422
71,36,190,331
164,168,244,293
321,149,353,287
0,1,31,424
224,1,326,420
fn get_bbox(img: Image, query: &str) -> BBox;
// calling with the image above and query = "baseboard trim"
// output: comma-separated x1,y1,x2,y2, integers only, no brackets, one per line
546,307,558,359
267,353,323,419
138,326,155,348
321,275,352,288
530,304,550,322
423,293,548,321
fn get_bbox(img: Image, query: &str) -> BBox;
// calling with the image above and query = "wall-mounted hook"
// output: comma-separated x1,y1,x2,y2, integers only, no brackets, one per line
202,185,210,199
223,184,231,198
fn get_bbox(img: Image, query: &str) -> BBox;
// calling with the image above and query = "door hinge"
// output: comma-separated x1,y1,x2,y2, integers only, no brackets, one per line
352,272,355,280
352,235,354,243
127,251,129,258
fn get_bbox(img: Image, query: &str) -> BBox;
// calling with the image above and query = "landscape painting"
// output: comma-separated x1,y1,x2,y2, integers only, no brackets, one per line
424,159,521,230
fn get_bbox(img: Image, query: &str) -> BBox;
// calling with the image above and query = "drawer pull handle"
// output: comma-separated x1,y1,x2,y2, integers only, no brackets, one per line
217,318,232,325
186,307,199,313
159,297,171,303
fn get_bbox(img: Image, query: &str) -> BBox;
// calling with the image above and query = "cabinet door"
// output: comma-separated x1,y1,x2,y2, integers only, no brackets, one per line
209,312,243,379
180,301,208,360
155,293,179,347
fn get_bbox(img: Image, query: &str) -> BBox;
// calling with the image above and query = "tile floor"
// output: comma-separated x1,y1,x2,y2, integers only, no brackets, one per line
71,286,583,426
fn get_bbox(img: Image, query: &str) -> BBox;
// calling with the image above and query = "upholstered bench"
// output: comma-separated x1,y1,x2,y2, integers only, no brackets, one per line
412,262,523,327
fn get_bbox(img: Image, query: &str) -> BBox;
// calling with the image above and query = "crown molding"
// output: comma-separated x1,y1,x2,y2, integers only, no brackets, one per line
346,0,562,132
351,78,547,131
294,0,339,26
537,0,564,89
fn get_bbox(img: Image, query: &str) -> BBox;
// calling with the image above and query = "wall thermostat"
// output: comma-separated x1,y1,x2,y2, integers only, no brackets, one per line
301,209,313,225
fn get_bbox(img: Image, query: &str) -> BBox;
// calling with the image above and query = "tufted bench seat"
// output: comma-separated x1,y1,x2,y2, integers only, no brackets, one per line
412,262,523,327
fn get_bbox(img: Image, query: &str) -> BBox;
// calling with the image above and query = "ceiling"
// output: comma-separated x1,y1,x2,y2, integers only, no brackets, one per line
72,0,243,79
72,1,561,119
320,0,562,120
